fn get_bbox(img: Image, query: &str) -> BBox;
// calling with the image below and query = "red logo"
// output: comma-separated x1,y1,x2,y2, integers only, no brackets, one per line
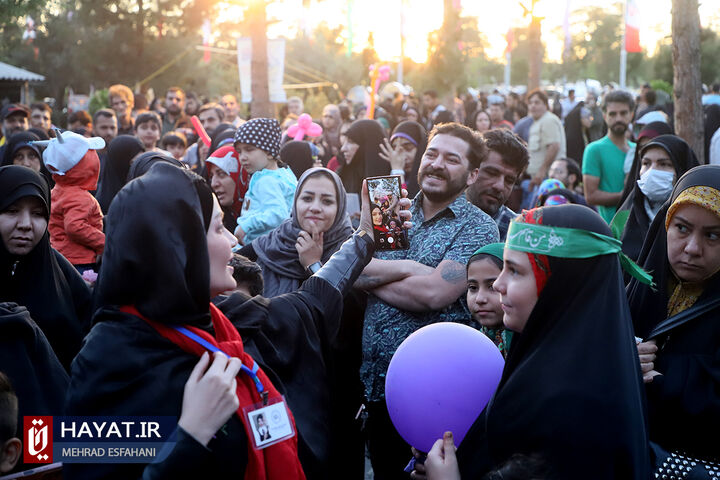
23,416,53,464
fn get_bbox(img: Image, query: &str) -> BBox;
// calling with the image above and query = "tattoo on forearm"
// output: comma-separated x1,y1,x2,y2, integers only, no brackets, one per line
440,262,467,284
355,274,384,290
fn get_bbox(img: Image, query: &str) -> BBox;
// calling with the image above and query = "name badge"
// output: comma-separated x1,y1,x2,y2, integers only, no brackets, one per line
242,397,295,450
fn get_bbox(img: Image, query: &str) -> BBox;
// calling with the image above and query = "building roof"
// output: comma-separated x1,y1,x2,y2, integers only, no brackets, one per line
0,61,45,82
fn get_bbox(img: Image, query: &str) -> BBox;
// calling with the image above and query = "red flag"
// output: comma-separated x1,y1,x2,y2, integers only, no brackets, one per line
505,28,514,55
625,0,641,53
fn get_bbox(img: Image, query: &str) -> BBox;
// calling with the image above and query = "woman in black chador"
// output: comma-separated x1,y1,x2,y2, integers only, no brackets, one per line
419,204,650,480
0,165,91,371
616,134,699,263
628,164,720,462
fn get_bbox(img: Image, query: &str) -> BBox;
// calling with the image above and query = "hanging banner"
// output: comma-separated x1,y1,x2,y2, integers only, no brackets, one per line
237,38,287,104
625,0,641,53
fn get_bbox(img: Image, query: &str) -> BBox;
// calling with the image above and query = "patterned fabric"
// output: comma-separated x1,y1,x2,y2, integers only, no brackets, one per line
360,193,499,401
665,186,720,230
234,118,282,159
480,326,513,358
665,186,720,316
492,203,517,241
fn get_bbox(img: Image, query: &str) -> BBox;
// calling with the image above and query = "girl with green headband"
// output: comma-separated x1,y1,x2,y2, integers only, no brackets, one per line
466,243,512,358
419,204,650,480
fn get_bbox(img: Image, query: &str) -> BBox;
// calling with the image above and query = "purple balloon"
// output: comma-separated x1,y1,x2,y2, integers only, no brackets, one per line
385,322,505,452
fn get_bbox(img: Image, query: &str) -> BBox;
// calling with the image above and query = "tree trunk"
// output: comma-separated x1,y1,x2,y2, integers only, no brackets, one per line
137,0,144,57
527,15,542,92
247,0,273,118
672,0,704,162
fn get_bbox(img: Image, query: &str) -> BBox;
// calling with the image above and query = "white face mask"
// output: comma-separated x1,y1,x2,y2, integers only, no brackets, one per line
637,168,675,203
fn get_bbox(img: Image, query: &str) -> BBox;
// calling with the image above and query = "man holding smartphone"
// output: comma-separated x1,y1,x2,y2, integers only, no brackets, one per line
355,123,500,479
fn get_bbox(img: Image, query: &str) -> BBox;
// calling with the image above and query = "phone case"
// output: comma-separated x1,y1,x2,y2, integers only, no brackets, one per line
366,175,409,250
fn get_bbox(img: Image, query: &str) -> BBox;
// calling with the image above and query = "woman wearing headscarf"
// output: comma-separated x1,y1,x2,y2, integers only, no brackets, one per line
338,119,389,194
620,121,675,205
421,204,651,479
205,146,249,232
564,102,592,164
466,109,491,134
66,163,404,479
379,121,427,198
95,135,145,214
0,165,91,371
1,131,53,187
280,141,320,180
616,135,699,262
318,104,343,165
240,167,353,297
628,165,720,465
233,167,362,479
126,151,186,181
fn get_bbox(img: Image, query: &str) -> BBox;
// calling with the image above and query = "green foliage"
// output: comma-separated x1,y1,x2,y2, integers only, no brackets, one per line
88,88,109,116
650,79,672,95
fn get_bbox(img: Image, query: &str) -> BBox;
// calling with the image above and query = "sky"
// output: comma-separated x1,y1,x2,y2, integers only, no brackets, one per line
218,0,720,64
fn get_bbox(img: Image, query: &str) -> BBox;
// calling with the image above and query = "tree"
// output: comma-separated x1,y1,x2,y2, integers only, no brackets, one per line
672,0,704,161
424,0,484,96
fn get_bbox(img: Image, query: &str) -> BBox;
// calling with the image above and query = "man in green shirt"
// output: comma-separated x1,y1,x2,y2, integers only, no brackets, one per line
582,90,635,223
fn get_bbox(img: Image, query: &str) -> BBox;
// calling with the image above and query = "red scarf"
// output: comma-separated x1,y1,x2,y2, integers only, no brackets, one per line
119,303,306,480
521,209,552,294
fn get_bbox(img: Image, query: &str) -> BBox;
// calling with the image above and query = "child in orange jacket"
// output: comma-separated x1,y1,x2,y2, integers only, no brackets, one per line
43,131,105,271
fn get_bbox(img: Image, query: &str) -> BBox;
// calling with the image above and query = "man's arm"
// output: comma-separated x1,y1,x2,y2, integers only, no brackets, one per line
354,258,434,290
370,259,468,312
583,174,622,207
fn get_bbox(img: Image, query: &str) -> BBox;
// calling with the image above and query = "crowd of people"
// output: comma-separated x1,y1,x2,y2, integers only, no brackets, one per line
1,78,720,479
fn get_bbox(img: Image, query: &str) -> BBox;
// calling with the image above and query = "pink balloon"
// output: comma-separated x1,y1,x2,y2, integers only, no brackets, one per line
287,113,323,141
385,322,505,452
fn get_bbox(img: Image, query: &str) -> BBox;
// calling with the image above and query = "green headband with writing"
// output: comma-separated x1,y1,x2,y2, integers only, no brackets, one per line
505,220,654,287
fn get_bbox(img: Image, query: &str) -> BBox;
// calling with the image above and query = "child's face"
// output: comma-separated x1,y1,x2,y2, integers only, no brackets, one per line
466,258,504,329
236,143,273,174
166,143,186,161
136,122,161,149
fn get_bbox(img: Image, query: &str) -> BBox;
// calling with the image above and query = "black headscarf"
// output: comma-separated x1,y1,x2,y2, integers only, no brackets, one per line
0,302,69,474
620,122,675,205
339,119,389,194
563,101,586,164
209,123,237,154
0,131,53,187
390,121,426,197
126,151,185,181
458,204,650,479
93,162,213,327
618,134,699,262
0,165,91,371
705,104,720,165
95,135,145,214
280,141,315,180
627,164,720,457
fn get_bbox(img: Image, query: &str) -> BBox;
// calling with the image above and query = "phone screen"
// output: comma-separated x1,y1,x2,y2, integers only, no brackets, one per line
366,175,409,250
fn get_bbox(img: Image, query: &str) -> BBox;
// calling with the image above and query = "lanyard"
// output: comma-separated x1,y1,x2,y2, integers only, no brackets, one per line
173,326,267,402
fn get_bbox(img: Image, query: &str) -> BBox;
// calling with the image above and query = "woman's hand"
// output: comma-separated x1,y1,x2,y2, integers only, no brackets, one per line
178,352,242,446
638,339,661,383
379,138,405,171
423,432,460,480
358,179,412,234
296,224,324,269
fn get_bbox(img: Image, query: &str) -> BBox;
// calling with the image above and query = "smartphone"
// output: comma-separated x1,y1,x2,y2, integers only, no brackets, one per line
366,175,409,250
